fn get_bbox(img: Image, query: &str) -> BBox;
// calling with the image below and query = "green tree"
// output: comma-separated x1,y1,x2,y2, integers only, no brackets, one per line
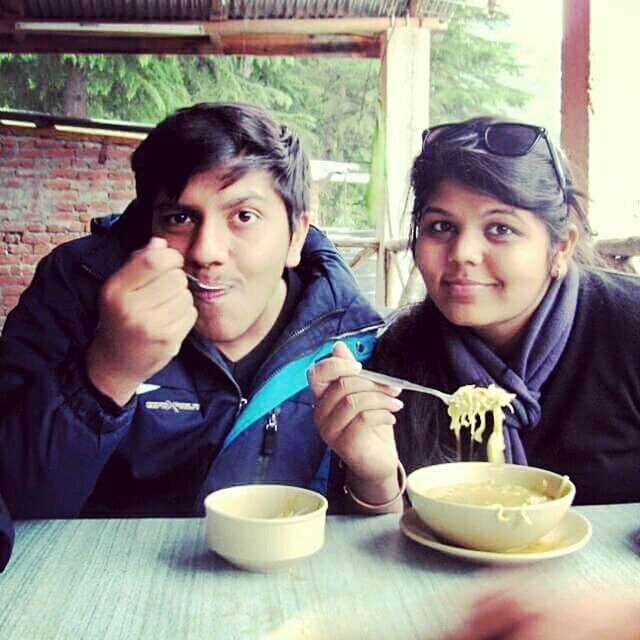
430,6,530,123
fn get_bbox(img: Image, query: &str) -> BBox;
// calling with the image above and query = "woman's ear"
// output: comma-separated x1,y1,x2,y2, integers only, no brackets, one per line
551,223,578,278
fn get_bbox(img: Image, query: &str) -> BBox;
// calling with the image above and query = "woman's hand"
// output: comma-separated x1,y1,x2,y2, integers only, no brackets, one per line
440,588,640,640
307,342,404,509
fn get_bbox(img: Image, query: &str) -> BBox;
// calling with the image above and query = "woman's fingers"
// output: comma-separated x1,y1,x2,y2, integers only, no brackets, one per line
316,376,400,423
317,385,403,443
307,343,362,398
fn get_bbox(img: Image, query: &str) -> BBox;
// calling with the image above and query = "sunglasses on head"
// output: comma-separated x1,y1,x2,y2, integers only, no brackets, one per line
421,121,567,200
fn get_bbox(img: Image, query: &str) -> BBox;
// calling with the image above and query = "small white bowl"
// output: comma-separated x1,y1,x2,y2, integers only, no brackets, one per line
204,484,328,571
407,462,575,552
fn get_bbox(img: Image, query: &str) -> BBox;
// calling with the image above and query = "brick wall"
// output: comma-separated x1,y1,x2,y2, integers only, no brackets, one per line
0,126,139,327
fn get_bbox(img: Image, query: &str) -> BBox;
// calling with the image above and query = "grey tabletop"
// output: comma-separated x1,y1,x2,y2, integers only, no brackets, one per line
1,504,639,640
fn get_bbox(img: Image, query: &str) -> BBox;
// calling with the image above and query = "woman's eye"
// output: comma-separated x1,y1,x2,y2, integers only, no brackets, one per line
422,220,455,235
487,223,515,237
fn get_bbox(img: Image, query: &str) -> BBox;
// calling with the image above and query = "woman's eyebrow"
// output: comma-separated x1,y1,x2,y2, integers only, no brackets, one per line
482,207,518,216
421,206,451,216
421,206,519,217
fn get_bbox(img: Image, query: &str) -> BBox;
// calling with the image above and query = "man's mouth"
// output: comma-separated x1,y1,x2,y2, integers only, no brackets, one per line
186,273,232,296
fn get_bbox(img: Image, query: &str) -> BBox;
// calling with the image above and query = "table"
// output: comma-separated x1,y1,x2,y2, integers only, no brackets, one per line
1,504,638,640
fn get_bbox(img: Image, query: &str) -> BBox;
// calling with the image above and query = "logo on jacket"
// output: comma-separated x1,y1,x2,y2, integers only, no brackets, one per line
145,400,200,413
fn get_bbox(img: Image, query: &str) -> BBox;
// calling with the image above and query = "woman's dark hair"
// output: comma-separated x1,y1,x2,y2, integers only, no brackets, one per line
408,116,596,265
117,102,310,248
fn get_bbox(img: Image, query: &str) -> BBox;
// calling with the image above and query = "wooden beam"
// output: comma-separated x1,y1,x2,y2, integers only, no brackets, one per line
0,123,143,147
0,0,23,19
595,237,640,258
209,1,225,22
0,32,382,57
8,17,446,38
205,17,446,35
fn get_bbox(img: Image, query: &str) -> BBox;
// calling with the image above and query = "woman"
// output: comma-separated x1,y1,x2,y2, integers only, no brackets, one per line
308,117,640,512
0,493,13,571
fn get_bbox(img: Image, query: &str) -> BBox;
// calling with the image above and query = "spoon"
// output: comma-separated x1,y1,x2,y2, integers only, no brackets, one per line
186,273,220,291
359,369,453,404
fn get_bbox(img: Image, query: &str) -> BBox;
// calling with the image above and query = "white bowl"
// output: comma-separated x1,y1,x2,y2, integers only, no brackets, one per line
407,462,575,552
204,484,328,571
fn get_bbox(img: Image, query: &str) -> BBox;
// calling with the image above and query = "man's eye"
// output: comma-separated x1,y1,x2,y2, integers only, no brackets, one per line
234,210,258,224
164,212,193,225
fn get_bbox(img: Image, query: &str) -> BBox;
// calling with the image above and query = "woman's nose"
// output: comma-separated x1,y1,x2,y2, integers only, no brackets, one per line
448,230,483,265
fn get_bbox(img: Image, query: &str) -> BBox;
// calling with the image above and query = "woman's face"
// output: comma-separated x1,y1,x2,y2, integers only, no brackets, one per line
414,179,558,353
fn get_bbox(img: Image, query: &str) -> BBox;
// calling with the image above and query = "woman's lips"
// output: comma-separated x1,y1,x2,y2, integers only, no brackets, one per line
443,278,495,299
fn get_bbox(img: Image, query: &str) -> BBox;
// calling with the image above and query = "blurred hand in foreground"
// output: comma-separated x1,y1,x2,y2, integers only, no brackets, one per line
440,588,640,640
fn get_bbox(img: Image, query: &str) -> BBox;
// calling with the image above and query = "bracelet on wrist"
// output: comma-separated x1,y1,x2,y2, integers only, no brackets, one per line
343,462,407,510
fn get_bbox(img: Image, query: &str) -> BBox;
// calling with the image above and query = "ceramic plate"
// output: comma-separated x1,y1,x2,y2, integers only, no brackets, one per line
400,507,592,564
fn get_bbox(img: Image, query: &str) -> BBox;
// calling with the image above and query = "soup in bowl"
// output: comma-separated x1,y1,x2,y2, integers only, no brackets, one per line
204,484,328,571
407,462,575,552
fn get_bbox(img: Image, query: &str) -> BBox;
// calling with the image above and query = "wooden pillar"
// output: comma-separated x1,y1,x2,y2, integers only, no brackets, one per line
378,25,431,307
562,0,640,239
561,0,590,196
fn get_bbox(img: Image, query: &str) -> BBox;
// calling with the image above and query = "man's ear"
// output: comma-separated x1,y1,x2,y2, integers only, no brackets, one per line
552,223,578,278
286,213,311,268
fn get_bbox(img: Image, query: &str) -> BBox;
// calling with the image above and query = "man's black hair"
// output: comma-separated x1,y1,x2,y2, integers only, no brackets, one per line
116,102,310,249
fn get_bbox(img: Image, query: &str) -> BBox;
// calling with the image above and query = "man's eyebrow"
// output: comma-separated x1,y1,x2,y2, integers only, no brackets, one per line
156,202,199,215
219,191,268,209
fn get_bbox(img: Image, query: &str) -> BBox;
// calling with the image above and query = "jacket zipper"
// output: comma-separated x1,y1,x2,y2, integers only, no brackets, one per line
236,397,248,418
256,410,278,482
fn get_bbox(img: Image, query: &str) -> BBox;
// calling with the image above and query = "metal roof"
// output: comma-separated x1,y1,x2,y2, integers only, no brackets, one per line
18,0,458,21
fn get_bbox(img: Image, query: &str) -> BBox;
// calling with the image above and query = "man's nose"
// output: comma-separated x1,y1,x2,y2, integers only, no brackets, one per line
448,229,483,265
187,219,230,265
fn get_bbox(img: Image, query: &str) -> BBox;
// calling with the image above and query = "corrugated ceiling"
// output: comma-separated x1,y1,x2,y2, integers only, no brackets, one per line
22,0,459,21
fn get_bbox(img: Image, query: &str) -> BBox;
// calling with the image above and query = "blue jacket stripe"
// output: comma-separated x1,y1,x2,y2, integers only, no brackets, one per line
221,332,377,451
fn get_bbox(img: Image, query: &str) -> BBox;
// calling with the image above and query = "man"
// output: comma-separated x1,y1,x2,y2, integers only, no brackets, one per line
0,102,383,518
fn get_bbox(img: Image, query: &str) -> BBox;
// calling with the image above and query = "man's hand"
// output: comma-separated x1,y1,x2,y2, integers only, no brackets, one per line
86,237,197,406
307,342,404,509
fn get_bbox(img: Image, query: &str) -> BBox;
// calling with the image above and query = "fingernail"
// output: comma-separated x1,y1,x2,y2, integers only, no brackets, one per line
392,398,404,409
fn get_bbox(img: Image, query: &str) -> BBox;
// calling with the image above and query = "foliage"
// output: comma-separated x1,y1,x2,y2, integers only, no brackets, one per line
430,6,531,123
0,6,531,228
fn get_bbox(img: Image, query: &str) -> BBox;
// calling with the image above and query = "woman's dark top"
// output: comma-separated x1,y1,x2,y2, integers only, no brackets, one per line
371,267,640,505
0,493,14,571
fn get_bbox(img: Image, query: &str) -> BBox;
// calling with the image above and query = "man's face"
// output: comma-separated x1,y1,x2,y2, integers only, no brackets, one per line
151,167,309,361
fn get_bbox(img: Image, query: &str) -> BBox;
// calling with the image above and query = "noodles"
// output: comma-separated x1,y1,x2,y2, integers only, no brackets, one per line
447,384,516,463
